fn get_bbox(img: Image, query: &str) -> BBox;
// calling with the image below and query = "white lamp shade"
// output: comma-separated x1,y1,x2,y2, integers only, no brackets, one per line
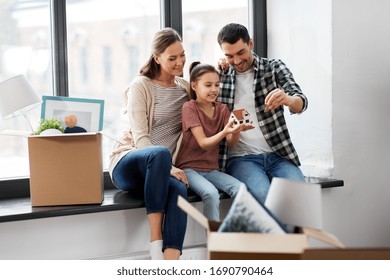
265,177,323,230
0,74,41,120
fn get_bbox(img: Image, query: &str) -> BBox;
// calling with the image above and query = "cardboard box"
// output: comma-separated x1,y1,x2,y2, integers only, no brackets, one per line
178,196,344,260
28,132,103,206
301,248,390,260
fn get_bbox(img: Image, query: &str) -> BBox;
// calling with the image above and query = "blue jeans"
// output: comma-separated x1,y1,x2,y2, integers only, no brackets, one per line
112,146,187,252
184,168,243,221
226,153,304,204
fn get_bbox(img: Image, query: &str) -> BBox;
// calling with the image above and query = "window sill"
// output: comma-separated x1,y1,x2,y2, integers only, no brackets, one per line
0,175,343,223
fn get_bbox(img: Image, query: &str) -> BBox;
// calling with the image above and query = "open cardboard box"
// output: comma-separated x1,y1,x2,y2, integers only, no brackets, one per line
28,132,103,206
178,196,344,260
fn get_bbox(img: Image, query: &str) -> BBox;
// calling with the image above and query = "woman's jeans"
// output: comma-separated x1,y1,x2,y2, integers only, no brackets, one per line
184,168,243,221
226,153,304,204
112,146,187,253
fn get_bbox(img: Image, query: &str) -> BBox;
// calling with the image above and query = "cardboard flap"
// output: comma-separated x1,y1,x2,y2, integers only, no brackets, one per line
29,132,99,138
208,232,308,254
303,227,345,248
177,196,209,230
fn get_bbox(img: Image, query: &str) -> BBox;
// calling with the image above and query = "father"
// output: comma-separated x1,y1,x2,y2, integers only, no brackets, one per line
217,23,308,203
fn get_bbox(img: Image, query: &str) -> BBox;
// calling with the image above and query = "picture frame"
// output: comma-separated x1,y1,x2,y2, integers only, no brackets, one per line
218,185,288,234
41,96,104,132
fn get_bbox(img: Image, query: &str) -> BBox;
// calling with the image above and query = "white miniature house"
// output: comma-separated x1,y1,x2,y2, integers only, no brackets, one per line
230,109,251,125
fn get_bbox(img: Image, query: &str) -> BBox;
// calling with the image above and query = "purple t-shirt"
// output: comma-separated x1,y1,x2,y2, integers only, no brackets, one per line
175,100,230,172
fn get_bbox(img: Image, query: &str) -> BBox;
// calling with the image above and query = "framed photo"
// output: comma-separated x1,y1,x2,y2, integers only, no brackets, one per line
41,96,104,132
218,185,288,234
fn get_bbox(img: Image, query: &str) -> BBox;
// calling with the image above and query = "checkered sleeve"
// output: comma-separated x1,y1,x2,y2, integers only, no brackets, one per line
272,59,308,113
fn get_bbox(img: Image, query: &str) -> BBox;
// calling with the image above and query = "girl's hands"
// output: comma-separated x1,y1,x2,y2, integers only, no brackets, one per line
223,118,241,134
224,118,254,135
224,118,254,148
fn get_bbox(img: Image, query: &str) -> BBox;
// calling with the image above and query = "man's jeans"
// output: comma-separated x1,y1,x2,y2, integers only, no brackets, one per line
226,153,304,204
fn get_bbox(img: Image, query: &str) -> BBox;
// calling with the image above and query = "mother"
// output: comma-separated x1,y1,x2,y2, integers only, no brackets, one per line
109,28,190,260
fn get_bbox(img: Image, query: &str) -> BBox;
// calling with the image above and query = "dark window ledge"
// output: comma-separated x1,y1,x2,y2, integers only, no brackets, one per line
0,189,209,223
305,177,344,188
0,174,343,223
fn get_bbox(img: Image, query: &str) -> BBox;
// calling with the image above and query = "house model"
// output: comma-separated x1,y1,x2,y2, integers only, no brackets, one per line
230,109,251,125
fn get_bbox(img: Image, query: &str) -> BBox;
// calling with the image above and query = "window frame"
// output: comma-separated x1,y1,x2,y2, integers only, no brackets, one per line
0,0,267,194
51,0,69,98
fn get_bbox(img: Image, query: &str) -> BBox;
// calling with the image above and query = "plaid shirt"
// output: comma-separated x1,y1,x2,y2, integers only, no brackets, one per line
218,53,308,171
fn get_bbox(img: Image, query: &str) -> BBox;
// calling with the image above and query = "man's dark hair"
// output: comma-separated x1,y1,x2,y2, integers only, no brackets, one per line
217,23,250,45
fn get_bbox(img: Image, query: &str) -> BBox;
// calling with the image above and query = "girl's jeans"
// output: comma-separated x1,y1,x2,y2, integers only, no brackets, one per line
184,168,243,221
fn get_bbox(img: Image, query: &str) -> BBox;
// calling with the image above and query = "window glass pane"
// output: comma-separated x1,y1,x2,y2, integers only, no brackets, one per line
268,1,333,177
0,0,52,179
66,0,160,170
182,0,248,78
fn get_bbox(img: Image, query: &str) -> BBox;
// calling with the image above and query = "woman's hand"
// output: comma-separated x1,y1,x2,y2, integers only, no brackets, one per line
217,58,230,73
171,167,189,187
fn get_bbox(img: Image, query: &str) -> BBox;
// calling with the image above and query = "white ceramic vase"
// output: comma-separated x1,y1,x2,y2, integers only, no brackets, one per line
39,128,63,135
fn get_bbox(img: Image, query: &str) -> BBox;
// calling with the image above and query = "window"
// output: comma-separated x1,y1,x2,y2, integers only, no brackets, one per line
181,0,248,79
103,46,112,84
128,45,139,79
65,0,160,170
267,1,333,178
0,0,52,179
0,0,263,182
80,47,88,83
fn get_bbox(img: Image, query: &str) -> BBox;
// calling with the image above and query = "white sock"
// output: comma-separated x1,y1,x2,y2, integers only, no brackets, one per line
149,240,164,260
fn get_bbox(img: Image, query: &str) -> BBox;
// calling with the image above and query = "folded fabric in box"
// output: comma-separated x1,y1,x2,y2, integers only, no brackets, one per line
218,184,287,233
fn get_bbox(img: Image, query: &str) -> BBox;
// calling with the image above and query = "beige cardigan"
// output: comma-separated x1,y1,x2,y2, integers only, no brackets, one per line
108,75,190,180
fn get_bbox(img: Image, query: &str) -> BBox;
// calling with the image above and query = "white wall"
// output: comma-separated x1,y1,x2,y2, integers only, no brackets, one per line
0,208,153,259
331,0,390,246
269,0,390,247
0,200,233,259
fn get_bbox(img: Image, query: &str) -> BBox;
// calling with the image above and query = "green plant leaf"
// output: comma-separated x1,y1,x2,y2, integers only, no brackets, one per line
34,118,65,135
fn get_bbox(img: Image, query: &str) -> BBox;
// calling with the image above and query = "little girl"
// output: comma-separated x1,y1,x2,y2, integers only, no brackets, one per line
175,62,252,221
